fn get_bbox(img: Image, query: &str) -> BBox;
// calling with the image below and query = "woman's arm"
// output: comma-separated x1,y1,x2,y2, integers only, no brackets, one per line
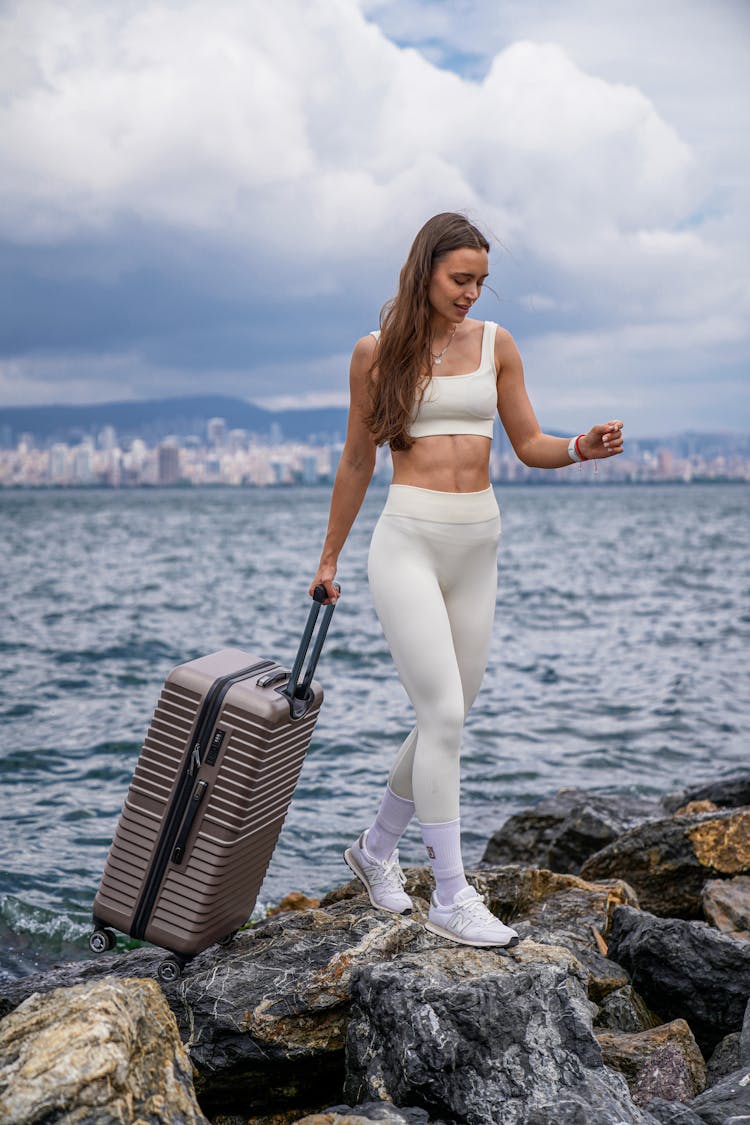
495,328,623,468
309,336,378,602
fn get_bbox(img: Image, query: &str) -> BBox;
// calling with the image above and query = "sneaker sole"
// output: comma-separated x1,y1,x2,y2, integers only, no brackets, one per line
425,919,519,948
343,848,412,915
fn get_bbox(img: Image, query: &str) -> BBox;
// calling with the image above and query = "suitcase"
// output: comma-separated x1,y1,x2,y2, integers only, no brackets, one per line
89,586,337,982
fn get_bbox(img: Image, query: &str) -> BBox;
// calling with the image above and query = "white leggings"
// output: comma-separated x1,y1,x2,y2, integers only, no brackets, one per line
367,484,501,824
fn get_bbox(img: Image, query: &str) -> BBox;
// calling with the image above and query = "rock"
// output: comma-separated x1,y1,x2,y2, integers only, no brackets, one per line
663,772,750,813
646,1100,704,1124
324,862,638,922
297,1105,432,1124
168,899,437,1119
702,875,750,939
743,995,750,1065
326,868,633,1009
672,801,718,816
596,1020,706,1106
0,944,170,1019
0,975,207,1124
322,863,639,1003
607,905,750,1053
511,883,636,946
706,1032,741,1085
344,940,650,1125
510,891,634,1008
594,985,662,1033
0,898,436,1119
268,891,322,915
689,1066,750,1123
480,788,661,873
508,881,636,1003
580,808,750,917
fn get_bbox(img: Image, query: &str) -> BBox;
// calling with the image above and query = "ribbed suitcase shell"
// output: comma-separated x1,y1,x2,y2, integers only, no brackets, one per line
93,648,322,956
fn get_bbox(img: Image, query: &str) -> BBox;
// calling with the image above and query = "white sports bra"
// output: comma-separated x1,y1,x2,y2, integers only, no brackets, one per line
370,320,497,440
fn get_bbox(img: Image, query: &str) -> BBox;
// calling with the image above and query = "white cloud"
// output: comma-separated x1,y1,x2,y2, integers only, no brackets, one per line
0,0,747,429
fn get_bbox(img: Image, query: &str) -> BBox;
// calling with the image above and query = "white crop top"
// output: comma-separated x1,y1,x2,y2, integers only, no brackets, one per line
370,320,497,440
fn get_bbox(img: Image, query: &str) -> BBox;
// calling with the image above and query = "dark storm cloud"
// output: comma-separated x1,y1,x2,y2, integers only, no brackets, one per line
0,0,747,431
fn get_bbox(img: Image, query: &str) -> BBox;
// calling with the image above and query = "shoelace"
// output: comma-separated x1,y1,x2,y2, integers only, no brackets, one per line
449,894,504,935
364,852,406,890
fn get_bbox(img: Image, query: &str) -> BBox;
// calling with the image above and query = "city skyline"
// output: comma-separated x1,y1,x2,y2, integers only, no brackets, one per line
1,1,748,434
2,411,747,489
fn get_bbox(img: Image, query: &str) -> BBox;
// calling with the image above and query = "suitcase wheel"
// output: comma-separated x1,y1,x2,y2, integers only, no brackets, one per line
157,955,183,984
217,930,238,947
88,927,117,954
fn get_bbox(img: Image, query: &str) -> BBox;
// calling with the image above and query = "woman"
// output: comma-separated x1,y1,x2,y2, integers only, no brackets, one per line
309,212,623,948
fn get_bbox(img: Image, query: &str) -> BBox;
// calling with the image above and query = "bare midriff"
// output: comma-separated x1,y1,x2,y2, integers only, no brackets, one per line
391,434,492,493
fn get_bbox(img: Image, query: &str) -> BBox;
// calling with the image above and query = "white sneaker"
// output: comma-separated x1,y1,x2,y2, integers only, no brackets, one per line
343,831,412,915
426,886,519,947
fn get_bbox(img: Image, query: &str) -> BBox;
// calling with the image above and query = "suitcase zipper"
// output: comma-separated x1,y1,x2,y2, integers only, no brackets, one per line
171,780,208,864
131,658,273,940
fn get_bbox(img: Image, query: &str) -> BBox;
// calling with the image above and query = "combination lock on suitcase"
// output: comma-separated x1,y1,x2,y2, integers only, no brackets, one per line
89,586,337,982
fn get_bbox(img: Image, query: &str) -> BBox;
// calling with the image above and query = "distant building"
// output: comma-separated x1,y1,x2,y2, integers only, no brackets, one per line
301,454,318,484
49,443,70,484
207,417,227,448
228,428,247,452
158,441,180,485
98,425,117,451
72,442,94,484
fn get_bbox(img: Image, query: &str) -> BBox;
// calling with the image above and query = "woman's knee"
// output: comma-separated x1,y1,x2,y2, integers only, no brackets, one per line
417,695,464,753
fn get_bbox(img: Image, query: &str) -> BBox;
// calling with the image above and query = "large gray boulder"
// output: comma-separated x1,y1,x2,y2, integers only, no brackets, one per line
607,905,750,1053
580,808,750,917
344,940,650,1125
0,976,208,1124
480,788,661,873
177,899,434,1117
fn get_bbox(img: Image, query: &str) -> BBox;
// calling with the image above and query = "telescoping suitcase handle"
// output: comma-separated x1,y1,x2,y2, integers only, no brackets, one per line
278,584,339,719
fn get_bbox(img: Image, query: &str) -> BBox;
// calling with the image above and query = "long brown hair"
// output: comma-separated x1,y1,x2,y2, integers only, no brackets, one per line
365,212,490,450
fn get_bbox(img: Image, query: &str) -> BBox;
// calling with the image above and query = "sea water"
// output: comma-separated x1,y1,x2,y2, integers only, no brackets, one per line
1,483,747,980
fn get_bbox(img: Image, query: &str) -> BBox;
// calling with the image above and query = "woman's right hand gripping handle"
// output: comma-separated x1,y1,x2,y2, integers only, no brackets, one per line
309,568,340,605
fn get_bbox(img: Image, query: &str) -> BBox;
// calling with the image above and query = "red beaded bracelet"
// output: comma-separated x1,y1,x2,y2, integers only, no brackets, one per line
574,434,589,461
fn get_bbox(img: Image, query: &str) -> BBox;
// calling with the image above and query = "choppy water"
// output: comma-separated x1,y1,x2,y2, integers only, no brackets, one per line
1,484,748,980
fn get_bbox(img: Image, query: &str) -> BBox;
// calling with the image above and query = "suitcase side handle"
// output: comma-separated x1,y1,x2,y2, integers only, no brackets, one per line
278,584,339,719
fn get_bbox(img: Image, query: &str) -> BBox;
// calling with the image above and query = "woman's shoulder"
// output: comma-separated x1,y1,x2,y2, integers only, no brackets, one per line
350,334,378,381
490,322,522,376
352,333,379,359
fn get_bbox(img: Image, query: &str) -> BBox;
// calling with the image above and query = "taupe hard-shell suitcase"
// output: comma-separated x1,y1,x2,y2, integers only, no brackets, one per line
89,587,337,982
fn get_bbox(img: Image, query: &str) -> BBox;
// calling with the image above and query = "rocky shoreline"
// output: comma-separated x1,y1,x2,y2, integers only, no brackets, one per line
1,774,749,1124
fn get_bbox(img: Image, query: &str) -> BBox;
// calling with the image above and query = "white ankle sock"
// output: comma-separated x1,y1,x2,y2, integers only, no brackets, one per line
420,817,469,905
365,785,415,861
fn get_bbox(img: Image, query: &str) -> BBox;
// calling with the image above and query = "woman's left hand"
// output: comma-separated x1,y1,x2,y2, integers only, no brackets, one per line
579,420,624,459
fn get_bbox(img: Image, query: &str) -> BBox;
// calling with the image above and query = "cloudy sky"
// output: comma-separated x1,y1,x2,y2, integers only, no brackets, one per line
1,0,748,435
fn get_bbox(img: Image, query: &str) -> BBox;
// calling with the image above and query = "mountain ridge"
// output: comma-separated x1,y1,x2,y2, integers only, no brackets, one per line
0,395,349,445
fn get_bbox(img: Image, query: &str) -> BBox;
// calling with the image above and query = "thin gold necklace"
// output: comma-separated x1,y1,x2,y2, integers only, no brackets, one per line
431,324,456,365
